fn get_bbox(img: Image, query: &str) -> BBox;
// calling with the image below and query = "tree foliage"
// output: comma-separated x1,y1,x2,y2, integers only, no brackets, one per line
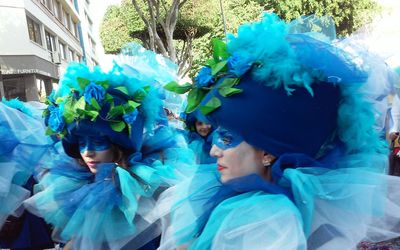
100,0,381,77
257,0,381,36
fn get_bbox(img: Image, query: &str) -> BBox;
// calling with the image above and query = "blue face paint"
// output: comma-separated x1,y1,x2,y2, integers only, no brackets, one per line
78,136,111,153
212,127,243,150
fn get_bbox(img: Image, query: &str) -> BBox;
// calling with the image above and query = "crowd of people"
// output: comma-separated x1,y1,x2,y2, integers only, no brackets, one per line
1,13,400,250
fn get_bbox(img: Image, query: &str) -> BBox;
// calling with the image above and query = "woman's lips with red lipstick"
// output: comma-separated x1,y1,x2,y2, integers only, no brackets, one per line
217,164,227,171
86,161,99,167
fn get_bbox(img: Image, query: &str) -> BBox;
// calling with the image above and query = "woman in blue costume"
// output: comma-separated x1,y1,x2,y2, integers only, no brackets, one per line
22,57,193,250
182,111,216,164
0,99,55,249
158,13,400,249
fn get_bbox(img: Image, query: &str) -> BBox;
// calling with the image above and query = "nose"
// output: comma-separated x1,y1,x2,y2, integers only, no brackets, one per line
210,144,223,158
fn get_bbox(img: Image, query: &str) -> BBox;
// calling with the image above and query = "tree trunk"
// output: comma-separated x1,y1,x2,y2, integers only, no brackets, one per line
131,0,192,77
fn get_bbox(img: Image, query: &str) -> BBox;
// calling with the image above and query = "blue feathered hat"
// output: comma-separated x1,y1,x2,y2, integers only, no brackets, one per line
165,13,386,159
44,63,163,158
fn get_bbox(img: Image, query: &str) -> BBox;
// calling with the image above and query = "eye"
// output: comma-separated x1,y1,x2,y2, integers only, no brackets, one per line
222,136,232,145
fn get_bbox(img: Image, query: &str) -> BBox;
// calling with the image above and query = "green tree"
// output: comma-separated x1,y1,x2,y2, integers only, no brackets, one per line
257,0,381,36
100,0,380,77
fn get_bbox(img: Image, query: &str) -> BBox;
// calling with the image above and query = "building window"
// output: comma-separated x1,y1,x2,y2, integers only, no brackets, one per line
46,0,53,12
59,42,67,60
73,20,79,38
62,9,68,27
54,1,62,20
68,48,74,62
45,31,56,51
27,16,42,45
85,12,93,33
40,0,53,12
88,18,93,33
66,13,72,31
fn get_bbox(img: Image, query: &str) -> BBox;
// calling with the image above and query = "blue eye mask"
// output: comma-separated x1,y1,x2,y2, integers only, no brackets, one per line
212,127,244,150
79,136,112,153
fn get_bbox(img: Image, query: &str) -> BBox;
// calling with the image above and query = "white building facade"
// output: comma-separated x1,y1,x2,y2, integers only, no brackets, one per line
0,0,99,101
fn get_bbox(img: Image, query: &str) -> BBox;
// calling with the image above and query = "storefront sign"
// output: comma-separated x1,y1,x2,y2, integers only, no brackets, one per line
0,69,51,76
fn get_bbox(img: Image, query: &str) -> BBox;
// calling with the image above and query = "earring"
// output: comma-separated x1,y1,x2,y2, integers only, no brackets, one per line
262,160,271,167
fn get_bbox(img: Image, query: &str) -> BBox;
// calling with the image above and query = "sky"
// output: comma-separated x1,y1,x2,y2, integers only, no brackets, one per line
90,0,121,67
366,0,400,67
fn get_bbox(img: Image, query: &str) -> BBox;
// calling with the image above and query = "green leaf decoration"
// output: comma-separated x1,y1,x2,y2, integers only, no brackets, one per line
79,110,99,121
105,93,114,103
58,132,66,139
212,38,229,61
143,85,151,93
200,97,221,115
63,98,76,124
42,109,49,118
129,100,141,108
77,77,90,90
55,97,64,104
164,81,192,94
63,111,75,124
205,59,217,67
96,80,109,89
90,98,101,110
107,105,124,119
110,121,126,132
124,100,141,113
75,96,86,111
211,60,228,76
45,127,55,136
133,88,147,102
218,87,243,97
115,86,129,95
218,78,240,88
186,88,208,113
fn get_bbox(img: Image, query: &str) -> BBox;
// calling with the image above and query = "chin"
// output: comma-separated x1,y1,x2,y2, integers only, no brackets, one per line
199,132,209,137
88,166,97,174
220,175,230,183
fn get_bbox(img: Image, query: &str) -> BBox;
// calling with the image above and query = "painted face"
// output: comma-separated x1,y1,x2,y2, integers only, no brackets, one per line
210,127,265,183
78,136,114,174
195,120,212,137
212,127,243,150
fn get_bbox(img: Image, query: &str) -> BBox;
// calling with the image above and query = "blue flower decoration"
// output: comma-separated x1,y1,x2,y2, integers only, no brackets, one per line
227,54,252,77
84,82,106,104
123,109,139,125
48,106,65,132
194,67,214,88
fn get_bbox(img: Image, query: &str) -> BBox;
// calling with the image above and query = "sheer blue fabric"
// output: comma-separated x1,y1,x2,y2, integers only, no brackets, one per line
187,131,216,164
0,102,52,227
